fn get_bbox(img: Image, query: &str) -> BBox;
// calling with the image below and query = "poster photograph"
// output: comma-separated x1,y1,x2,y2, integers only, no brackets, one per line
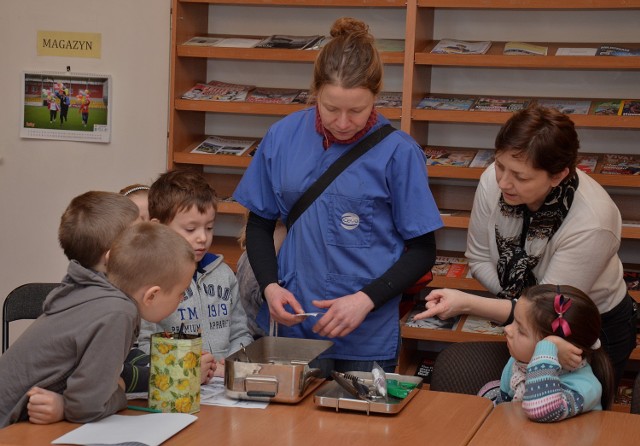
21,71,112,143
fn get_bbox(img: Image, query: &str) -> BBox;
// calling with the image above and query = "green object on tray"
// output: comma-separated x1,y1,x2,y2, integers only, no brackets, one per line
386,379,418,399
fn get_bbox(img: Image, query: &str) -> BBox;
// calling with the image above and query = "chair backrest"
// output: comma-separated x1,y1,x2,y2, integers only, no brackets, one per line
631,372,640,415
430,341,511,395
2,282,59,353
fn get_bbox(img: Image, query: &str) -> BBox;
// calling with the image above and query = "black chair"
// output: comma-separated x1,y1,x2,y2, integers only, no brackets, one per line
631,372,640,415
2,283,59,353
430,341,510,395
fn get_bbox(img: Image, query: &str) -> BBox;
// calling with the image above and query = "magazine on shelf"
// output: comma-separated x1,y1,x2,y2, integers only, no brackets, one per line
246,87,301,104
375,91,403,108
291,90,310,104
414,352,439,383
213,37,263,48
503,41,548,56
469,149,495,168
255,34,323,50
596,45,640,56
600,154,640,175
191,135,257,156
431,39,492,55
206,80,255,101
184,36,224,47
590,100,623,115
460,315,505,336
536,99,591,115
424,147,476,167
555,47,597,56
623,271,639,291
621,100,640,116
575,154,599,174
404,305,461,330
470,97,531,112
438,209,463,217
416,96,475,111
446,263,468,278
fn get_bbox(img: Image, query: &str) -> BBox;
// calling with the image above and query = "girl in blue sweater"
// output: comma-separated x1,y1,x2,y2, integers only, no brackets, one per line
493,284,615,422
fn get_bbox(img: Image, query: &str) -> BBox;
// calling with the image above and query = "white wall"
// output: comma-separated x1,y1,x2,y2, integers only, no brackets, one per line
0,0,171,349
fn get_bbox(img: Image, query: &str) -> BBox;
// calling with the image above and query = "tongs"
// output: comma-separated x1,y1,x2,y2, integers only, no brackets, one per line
330,371,374,401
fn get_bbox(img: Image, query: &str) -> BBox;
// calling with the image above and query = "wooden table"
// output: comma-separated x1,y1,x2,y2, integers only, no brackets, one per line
468,402,640,445
0,389,492,446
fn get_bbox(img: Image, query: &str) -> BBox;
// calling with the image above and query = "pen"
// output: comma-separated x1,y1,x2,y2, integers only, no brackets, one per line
127,405,162,413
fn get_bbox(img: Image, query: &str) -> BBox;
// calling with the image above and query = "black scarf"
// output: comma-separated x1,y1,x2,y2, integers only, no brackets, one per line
495,173,579,299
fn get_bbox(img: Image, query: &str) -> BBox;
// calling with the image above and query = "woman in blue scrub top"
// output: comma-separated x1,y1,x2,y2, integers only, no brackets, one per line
234,17,443,376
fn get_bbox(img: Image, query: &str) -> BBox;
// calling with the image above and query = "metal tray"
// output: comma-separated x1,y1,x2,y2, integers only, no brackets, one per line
313,372,423,414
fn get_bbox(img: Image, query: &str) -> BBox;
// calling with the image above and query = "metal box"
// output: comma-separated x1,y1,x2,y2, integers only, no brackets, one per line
224,337,333,403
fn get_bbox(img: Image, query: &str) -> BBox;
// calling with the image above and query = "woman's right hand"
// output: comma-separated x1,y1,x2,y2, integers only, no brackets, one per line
263,282,305,326
412,288,470,320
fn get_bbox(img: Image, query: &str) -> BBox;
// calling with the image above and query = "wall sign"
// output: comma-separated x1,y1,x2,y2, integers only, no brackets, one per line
37,31,101,58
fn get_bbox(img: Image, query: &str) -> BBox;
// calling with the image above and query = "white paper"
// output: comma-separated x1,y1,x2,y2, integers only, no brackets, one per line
52,413,197,446
555,47,597,56
200,377,268,409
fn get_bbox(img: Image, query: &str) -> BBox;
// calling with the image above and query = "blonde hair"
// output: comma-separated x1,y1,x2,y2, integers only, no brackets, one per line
310,17,383,99
108,222,195,296
58,191,139,268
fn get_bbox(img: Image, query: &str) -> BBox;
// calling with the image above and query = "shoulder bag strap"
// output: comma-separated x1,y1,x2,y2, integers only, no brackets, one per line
286,123,395,230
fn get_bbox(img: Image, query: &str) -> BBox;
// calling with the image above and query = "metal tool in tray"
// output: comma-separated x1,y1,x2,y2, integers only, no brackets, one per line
314,371,423,414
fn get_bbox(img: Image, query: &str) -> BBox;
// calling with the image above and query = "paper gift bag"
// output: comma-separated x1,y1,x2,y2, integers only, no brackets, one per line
148,332,202,414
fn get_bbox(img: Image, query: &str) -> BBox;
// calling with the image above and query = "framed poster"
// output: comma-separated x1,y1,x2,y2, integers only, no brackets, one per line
21,71,112,143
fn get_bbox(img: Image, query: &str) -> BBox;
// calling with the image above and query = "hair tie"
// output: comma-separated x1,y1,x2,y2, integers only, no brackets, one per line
551,289,572,337
591,339,601,350
123,186,150,196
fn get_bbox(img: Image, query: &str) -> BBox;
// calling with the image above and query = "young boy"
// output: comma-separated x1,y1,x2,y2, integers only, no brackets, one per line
0,192,195,427
139,170,253,379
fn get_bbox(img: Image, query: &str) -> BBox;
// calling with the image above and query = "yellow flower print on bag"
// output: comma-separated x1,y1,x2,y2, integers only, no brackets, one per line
148,332,202,414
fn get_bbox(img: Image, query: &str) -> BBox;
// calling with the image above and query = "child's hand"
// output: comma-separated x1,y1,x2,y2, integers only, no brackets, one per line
200,352,216,384
26,387,64,425
213,358,225,378
545,335,583,370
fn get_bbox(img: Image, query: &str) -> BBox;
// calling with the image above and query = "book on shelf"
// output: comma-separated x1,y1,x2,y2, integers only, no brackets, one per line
438,209,463,217
424,147,476,167
535,98,591,115
183,36,224,47
431,39,492,55
446,263,468,278
375,91,403,108
460,315,505,336
306,36,329,51
555,47,597,56
190,135,257,156
213,37,263,48
374,38,405,52
255,34,324,50
246,87,301,104
621,100,640,116
503,41,548,56
416,96,476,111
404,304,461,330
600,154,640,175
622,219,640,228
470,97,531,112
575,154,600,174
469,149,495,168
414,351,440,383
596,45,640,57
590,99,623,116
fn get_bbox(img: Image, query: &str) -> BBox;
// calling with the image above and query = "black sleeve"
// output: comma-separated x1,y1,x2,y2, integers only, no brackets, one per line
361,232,437,310
245,212,279,294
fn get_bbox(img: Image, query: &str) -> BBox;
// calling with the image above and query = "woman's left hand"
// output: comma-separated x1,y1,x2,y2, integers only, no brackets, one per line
310,291,374,338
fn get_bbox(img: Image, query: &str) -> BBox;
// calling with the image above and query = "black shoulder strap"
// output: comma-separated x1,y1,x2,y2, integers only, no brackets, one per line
286,124,395,230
